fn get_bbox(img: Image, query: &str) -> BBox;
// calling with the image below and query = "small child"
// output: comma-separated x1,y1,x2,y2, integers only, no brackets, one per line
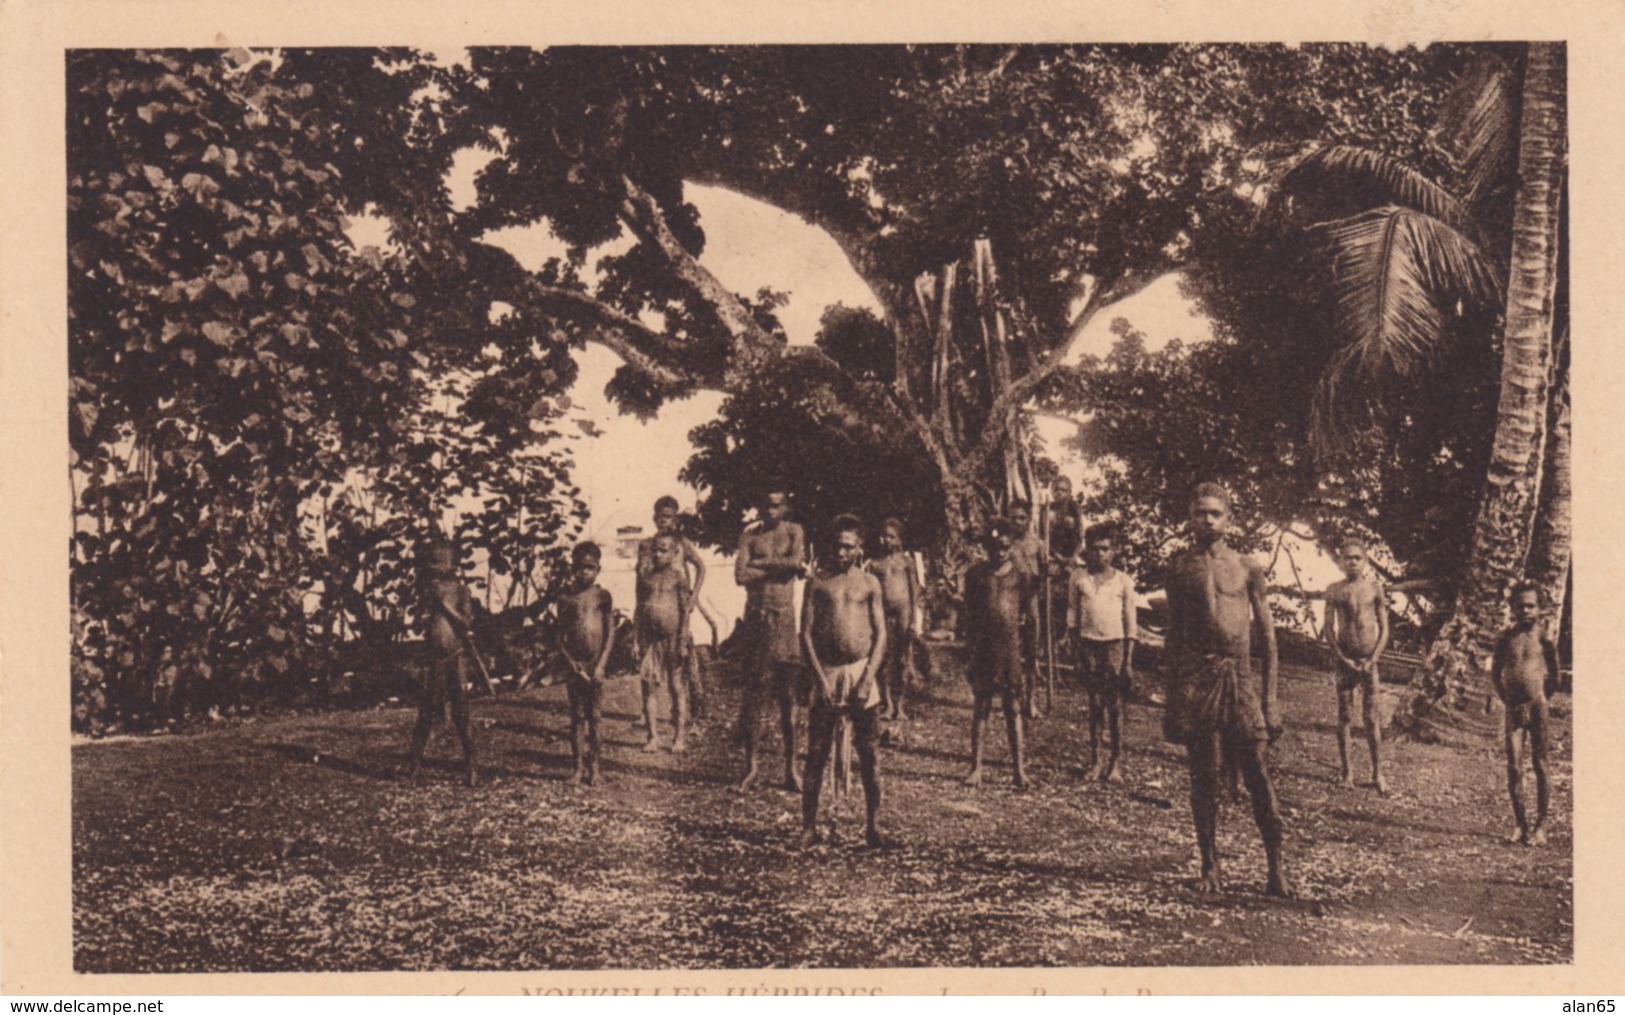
963,518,1036,790
636,533,693,752
552,542,615,786
865,517,919,722
638,496,711,721
1067,522,1136,782
410,537,479,786
1487,582,1559,846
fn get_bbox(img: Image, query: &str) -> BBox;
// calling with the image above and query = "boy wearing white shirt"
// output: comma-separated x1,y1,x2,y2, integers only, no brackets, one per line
1067,523,1136,782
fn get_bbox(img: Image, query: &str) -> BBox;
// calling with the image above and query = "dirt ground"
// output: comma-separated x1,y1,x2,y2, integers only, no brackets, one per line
73,651,1572,971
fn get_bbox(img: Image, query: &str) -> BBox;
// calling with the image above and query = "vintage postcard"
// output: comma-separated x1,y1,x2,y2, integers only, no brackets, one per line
3,0,1622,996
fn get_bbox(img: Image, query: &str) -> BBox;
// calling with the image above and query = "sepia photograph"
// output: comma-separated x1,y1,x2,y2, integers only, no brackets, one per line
57,37,1575,974
7,0,1623,996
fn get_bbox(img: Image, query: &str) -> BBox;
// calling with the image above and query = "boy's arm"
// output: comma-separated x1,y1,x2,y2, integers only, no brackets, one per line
1371,585,1391,666
592,590,614,681
683,539,707,598
1488,633,1508,712
800,583,827,686
1543,636,1560,699
864,576,888,686
1248,561,1281,737
1066,569,1081,636
906,553,921,635
1121,573,1137,673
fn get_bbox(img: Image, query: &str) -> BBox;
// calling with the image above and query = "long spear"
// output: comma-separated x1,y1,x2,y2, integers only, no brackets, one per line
1040,487,1056,713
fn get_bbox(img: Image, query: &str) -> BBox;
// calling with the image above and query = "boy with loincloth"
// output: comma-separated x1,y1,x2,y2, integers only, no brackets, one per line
866,517,919,722
638,495,711,721
552,541,615,785
409,537,479,786
800,515,894,848
1487,583,1559,846
1162,483,1293,897
635,533,693,753
734,488,809,791
1321,538,1391,794
963,518,1037,790
1008,499,1048,719
1068,522,1136,782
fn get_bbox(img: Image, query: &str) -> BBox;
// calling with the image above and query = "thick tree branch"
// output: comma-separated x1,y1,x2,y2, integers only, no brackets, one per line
504,270,695,391
619,175,783,375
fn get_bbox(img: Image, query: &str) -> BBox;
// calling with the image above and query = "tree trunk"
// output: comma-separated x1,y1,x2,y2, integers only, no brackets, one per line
1422,42,1565,706
1527,337,1570,638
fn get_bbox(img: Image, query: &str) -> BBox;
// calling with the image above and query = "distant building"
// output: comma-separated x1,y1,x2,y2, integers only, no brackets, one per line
614,525,644,560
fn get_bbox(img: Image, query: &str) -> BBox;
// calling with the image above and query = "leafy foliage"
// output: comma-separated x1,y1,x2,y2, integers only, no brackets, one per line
68,49,583,732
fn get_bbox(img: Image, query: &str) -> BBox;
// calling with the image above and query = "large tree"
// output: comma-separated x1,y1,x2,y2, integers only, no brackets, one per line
439,44,1464,575
68,49,584,730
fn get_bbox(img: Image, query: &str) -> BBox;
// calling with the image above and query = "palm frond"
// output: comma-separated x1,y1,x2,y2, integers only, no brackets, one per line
1437,52,1519,212
1308,205,1502,455
1281,145,1481,241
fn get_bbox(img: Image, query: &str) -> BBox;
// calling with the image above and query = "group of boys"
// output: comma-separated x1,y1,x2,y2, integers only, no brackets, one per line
408,480,1561,896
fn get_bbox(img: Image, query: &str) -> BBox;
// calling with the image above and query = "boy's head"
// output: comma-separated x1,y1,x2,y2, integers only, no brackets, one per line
650,532,681,570
829,514,865,571
762,488,791,525
878,517,904,554
983,517,1016,564
1009,499,1033,533
1188,482,1233,544
1051,476,1073,501
1510,582,1542,624
1336,538,1370,579
571,541,603,583
421,537,457,577
1084,522,1117,570
652,495,681,534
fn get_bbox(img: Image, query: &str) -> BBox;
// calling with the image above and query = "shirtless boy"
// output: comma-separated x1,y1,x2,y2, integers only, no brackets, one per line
963,519,1037,790
1488,583,1559,847
639,496,710,721
800,515,893,848
866,517,919,722
409,538,479,786
1068,522,1136,782
1163,483,1292,897
1008,499,1047,719
735,488,809,791
1321,539,1390,794
636,533,693,752
553,541,615,785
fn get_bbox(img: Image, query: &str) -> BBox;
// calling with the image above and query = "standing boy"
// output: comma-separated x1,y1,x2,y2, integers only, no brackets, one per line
409,537,479,787
553,541,615,785
866,517,919,722
638,496,711,720
1321,539,1390,794
1008,499,1047,719
1067,522,1137,782
963,519,1037,790
1488,583,1559,846
800,515,892,847
735,488,809,791
1163,483,1292,897
636,533,693,753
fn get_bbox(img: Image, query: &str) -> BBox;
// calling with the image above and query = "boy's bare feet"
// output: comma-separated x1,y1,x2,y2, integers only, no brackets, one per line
1372,774,1389,796
641,736,660,753
1101,760,1125,783
569,767,587,785
1194,870,1223,894
962,767,983,788
1527,825,1549,847
797,828,824,849
864,828,901,849
1266,871,1297,899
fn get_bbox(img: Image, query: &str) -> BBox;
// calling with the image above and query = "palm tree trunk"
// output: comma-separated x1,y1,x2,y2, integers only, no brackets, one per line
1527,340,1570,637
1423,42,1565,706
